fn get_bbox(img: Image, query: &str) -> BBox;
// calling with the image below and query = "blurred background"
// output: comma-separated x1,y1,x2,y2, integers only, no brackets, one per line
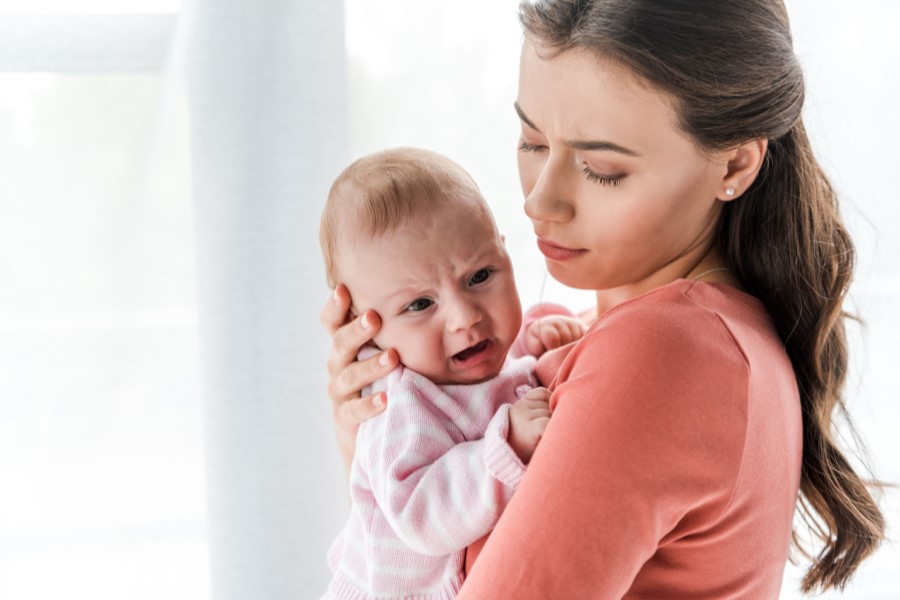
0,0,896,598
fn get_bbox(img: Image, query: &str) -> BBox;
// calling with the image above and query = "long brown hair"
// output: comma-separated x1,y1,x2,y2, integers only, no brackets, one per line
519,0,885,592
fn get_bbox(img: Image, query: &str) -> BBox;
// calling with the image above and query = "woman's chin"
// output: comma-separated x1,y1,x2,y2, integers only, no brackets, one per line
545,262,601,290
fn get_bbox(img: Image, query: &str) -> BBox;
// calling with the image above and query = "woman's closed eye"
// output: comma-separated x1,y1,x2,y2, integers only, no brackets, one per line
520,138,624,187
582,164,625,187
518,139,546,153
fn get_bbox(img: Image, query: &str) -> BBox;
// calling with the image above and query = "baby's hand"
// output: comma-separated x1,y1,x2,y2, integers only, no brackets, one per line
507,387,551,464
524,315,587,357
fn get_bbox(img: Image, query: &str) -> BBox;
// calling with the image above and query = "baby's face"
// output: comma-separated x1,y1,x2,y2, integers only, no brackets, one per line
341,205,522,385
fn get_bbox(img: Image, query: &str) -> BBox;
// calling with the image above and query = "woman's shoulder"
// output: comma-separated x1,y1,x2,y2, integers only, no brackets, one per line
591,279,771,352
547,280,769,436
603,278,765,322
561,280,775,387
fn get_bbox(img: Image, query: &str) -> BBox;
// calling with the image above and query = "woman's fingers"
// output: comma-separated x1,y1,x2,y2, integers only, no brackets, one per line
326,308,381,376
335,392,389,426
320,284,352,334
327,303,388,375
328,347,399,405
321,284,399,417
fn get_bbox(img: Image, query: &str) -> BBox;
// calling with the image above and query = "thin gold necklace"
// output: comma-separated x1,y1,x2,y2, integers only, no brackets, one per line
691,267,732,281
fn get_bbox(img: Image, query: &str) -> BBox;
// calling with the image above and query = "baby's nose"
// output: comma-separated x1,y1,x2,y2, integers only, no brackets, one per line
446,299,482,332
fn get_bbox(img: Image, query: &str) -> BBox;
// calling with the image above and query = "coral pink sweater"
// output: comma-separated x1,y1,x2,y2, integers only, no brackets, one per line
460,280,802,599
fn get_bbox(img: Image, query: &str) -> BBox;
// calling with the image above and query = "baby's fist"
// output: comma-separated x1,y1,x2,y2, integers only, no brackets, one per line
525,315,587,357
508,387,552,464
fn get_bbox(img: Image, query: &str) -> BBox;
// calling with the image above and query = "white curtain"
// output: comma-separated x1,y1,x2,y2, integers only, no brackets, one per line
183,0,348,596
1,1,897,599
0,0,349,598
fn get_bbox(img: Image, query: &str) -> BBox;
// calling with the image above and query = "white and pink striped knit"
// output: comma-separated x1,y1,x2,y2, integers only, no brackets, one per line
325,353,537,599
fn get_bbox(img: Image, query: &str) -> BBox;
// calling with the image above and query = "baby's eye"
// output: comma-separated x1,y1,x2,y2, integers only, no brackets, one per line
469,268,492,286
405,298,433,312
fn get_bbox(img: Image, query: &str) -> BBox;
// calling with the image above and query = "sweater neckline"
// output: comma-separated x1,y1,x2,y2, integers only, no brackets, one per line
591,278,767,326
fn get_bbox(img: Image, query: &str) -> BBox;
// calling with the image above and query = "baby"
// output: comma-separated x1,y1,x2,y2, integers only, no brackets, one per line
319,147,583,599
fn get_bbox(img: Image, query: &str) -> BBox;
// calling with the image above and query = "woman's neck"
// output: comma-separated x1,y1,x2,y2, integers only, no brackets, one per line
592,246,740,317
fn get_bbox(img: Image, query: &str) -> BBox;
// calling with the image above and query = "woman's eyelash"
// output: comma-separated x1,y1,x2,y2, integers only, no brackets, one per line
518,140,545,152
582,165,624,187
520,139,623,187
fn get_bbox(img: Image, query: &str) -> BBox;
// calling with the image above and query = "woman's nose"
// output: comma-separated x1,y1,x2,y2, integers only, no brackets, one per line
523,156,575,223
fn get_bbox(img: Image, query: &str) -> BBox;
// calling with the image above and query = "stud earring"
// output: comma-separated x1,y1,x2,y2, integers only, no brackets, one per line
725,187,736,197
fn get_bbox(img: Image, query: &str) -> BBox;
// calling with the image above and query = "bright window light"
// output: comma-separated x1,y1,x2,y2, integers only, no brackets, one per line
0,0,180,14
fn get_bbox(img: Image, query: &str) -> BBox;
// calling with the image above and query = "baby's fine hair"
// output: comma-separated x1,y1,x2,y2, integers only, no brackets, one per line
320,147,485,288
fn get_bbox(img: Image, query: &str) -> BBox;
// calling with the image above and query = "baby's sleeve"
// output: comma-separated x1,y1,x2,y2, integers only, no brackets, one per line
357,375,527,556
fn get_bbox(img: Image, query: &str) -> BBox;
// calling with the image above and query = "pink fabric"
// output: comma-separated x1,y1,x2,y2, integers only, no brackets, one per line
326,354,537,599
460,280,802,599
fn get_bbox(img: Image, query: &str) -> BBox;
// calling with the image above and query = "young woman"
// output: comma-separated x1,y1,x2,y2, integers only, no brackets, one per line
321,1,885,597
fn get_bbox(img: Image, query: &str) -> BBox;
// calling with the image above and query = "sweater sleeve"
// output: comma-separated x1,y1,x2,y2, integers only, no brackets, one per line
458,299,750,598
358,373,527,557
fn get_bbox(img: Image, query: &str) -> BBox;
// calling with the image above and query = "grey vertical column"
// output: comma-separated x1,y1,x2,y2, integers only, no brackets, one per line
184,1,349,597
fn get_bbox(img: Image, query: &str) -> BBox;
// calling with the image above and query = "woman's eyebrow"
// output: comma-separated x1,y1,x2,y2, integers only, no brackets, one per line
514,101,540,132
514,101,640,157
569,139,640,157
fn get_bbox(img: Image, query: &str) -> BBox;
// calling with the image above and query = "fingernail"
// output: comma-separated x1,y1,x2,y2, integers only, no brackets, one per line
379,352,390,366
361,312,370,330
373,393,385,407
333,287,340,302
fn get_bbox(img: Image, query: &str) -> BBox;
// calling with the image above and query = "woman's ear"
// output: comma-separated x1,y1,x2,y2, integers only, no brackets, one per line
719,138,768,201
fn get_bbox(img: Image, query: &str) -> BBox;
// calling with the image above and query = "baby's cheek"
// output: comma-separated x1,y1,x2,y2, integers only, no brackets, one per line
371,321,401,354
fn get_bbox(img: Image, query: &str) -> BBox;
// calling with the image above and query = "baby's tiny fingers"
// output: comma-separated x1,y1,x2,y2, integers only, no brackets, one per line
521,387,551,402
541,327,562,350
567,320,587,341
531,415,550,433
518,399,551,415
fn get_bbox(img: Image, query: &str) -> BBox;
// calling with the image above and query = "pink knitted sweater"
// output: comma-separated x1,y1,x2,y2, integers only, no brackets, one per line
325,353,537,599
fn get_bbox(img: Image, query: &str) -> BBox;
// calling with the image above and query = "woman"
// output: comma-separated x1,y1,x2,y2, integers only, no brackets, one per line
321,0,885,597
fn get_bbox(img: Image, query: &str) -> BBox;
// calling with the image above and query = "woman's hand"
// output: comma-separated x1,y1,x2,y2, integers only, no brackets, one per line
321,284,399,475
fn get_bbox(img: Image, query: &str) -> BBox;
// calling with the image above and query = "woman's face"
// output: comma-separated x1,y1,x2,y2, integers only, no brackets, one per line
516,42,730,295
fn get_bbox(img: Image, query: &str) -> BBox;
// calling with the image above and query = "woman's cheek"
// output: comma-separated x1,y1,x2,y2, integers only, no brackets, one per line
517,154,540,197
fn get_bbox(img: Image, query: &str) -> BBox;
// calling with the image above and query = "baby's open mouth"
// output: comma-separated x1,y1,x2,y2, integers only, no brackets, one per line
452,339,492,362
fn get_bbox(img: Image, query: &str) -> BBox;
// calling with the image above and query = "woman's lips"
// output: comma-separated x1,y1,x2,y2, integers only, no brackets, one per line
537,238,587,261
